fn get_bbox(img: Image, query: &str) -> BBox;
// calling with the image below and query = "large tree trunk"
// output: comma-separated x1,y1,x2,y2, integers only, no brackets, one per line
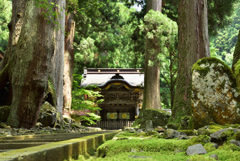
0,0,65,128
63,13,75,118
146,0,162,11
0,50,4,61
48,0,65,116
142,0,162,110
232,30,240,73
170,0,210,123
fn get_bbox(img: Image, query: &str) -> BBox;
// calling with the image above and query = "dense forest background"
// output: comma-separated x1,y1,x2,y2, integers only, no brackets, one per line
0,0,239,111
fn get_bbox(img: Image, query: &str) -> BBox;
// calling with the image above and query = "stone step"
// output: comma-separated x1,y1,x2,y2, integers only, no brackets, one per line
0,142,49,149
0,131,109,141
0,130,119,161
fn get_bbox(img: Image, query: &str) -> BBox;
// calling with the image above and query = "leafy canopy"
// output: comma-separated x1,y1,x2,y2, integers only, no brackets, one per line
0,0,11,52
210,2,240,67
140,10,178,66
73,1,142,74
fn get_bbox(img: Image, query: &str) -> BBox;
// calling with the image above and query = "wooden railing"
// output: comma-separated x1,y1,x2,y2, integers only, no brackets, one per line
90,121,134,129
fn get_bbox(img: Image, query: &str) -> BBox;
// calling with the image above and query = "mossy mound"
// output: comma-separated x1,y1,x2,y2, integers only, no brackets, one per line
133,108,170,128
192,57,240,129
97,138,189,158
72,124,240,161
37,101,57,127
89,132,240,161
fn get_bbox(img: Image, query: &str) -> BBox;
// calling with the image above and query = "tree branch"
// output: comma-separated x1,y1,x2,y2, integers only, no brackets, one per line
160,73,171,89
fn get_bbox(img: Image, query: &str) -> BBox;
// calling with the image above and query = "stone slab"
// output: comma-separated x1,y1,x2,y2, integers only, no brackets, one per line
0,131,118,161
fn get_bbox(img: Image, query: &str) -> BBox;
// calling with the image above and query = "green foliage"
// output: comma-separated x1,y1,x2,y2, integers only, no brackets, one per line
74,1,142,74
130,0,238,36
72,1,179,107
140,9,178,65
140,10,178,65
210,2,240,67
0,0,11,53
187,155,215,161
208,0,239,37
160,42,178,109
71,74,103,125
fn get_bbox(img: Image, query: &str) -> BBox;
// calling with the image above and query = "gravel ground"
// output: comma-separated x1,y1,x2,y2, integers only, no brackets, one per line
0,123,102,137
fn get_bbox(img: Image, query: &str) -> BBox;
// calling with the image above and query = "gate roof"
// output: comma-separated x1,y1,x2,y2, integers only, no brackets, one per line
81,68,144,87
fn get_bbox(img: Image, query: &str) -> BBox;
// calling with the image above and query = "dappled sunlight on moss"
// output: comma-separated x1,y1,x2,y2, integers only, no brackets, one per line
72,129,240,161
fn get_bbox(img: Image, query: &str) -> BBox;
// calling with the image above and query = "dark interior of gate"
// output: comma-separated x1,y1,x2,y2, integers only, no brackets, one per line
81,68,144,129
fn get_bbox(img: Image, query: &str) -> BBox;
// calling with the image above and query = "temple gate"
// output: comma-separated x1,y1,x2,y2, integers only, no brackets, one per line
81,68,144,129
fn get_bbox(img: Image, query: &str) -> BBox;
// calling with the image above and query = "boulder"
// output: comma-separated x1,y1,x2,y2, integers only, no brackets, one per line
186,144,207,155
134,108,170,129
0,106,10,122
0,122,10,129
209,154,219,160
210,143,219,149
167,123,180,130
124,127,136,133
146,120,153,130
178,134,188,140
197,126,211,136
156,126,165,132
230,139,240,147
63,115,74,124
165,129,180,139
210,128,240,141
192,57,240,128
145,129,158,136
164,129,188,139
35,122,43,129
38,101,57,127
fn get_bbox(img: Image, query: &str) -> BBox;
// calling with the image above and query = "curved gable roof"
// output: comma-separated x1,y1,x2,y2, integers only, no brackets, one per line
81,68,144,87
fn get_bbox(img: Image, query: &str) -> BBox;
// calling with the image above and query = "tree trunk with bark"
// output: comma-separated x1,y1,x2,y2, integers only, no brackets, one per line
142,0,162,110
0,0,65,128
0,50,4,61
48,0,65,116
232,30,240,73
63,12,75,118
170,0,210,123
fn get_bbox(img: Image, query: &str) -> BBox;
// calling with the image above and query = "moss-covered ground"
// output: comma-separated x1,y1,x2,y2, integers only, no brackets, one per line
73,130,240,161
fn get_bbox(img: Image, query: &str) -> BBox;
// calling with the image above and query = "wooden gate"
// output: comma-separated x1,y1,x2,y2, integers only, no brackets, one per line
90,121,134,129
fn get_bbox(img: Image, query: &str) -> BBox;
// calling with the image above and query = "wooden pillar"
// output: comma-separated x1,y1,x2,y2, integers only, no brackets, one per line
133,107,136,121
106,109,108,121
117,110,119,121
